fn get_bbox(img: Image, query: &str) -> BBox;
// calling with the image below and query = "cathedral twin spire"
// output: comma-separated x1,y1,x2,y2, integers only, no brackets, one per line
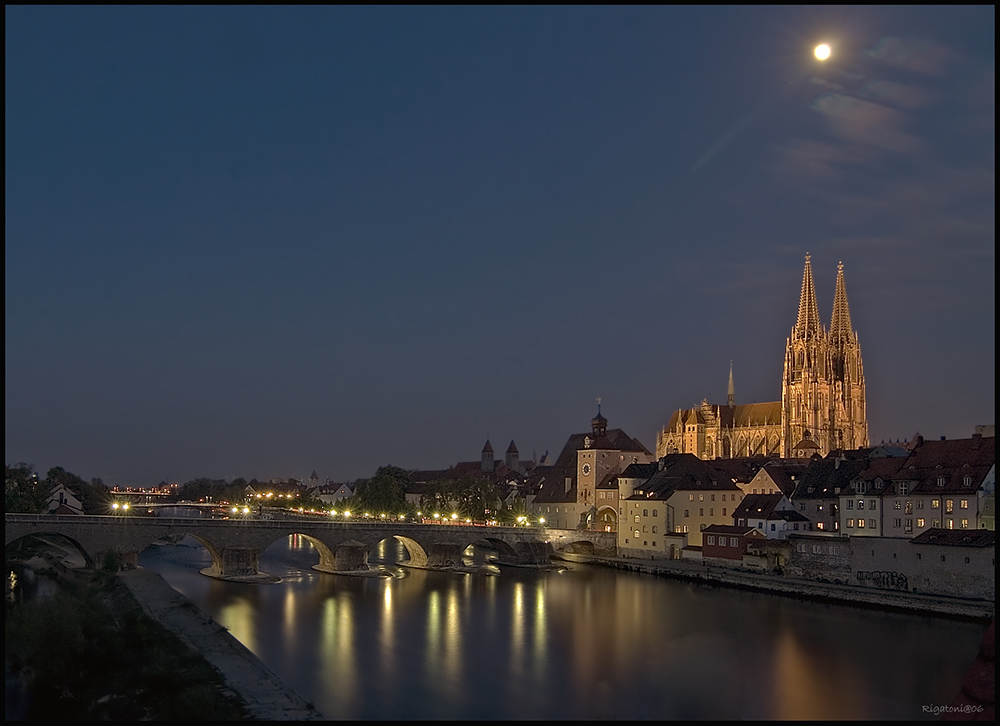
794,254,855,340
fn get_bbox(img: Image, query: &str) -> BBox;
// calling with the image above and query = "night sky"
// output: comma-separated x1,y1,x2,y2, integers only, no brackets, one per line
6,7,994,486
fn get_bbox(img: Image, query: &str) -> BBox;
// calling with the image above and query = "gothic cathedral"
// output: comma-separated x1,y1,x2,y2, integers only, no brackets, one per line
656,255,868,460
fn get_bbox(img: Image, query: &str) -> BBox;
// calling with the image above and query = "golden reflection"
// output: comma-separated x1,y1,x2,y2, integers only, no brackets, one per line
380,580,395,679
220,598,257,654
532,579,547,676
510,582,525,677
772,626,851,719
284,587,297,637
443,585,461,686
426,589,441,673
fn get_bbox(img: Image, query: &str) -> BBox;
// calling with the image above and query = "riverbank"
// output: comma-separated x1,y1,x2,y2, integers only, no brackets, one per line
117,568,324,720
555,552,995,621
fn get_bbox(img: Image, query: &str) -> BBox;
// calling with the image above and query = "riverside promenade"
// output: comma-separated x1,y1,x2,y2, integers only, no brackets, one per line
555,552,995,621
118,568,324,720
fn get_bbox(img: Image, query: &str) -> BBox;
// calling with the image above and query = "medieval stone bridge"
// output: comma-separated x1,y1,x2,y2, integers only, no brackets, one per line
5,514,614,581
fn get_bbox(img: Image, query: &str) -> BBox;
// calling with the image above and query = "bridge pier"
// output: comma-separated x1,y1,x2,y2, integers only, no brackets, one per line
200,547,280,583
426,542,464,568
95,549,138,571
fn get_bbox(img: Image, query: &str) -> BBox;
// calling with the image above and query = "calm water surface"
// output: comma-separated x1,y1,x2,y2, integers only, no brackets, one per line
139,535,985,720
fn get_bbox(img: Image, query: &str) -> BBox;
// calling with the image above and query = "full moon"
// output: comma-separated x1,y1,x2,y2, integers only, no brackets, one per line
814,44,831,60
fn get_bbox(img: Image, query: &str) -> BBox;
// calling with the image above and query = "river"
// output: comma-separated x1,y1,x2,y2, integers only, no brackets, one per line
138,534,985,720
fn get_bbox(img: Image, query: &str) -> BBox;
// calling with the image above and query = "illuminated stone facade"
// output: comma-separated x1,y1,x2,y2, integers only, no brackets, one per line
656,255,868,460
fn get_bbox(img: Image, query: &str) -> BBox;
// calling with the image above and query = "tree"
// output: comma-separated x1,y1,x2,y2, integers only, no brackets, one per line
357,466,410,514
5,463,47,513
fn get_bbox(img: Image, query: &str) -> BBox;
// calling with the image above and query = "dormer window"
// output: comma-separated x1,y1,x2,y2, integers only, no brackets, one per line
963,476,972,486
875,478,883,489
937,477,946,487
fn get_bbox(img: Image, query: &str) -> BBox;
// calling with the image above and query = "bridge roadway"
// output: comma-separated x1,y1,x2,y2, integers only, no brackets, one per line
5,514,614,581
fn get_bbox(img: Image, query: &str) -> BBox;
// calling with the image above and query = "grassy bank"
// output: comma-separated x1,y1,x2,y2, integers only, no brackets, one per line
5,570,250,720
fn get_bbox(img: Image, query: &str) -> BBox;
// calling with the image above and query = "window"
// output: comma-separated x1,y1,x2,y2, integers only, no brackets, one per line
894,519,901,528
830,546,839,555
812,544,822,554
945,500,954,514
642,525,648,533
905,501,913,514
722,508,727,516
643,509,648,517
961,519,969,529
653,509,659,517
894,500,901,510
847,500,854,510
857,500,865,510
869,519,877,529
728,537,737,547
932,518,940,528
931,499,940,509
652,526,658,534
946,519,954,529
634,530,640,538
898,483,908,496
684,510,690,518
711,494,716,502
916,500,924,510
689,494,695,502
699,508,704,516
706,535,716,545
771,523,776,531
699,494,705,502
917,518,925,528
682,525,689,533
937,477,946,487
963,476,972,486
634,515,640,523
709,508,714,516
960,500,969,509
858,519,865,528
847,519,855,528
793,523,800,531
868,500,876,510
800,503,806,511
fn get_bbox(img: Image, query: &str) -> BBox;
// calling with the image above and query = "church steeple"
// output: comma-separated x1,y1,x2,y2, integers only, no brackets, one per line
795,253,822,338
830,261,854,342
727,361,735,407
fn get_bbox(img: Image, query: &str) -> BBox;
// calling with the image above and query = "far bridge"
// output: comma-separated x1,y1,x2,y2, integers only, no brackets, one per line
5,514,611,581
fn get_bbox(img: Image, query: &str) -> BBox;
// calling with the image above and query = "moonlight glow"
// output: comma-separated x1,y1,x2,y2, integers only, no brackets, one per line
814,44,831,60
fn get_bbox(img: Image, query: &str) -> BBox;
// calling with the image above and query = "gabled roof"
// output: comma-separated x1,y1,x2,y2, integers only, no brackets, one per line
910,528,995,548
620,462,659,480
628,454,740,500
703,524,764,536
791,457,866,499
733,493,786,520
897,437,995,494
552,428,651,468
528,466,577,504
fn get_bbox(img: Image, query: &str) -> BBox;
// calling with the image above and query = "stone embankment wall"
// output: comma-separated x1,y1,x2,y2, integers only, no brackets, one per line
556,552,995,621
118,568,324,720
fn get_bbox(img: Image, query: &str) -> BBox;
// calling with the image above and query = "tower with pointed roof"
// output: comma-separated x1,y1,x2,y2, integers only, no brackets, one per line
481,440,494,472
781,256,868,456
505,440,520,473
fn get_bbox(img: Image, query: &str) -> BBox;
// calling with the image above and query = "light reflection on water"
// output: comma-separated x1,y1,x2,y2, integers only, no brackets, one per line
139,534,985,720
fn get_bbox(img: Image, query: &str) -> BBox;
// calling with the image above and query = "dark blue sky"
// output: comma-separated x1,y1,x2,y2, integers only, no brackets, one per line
6,6,994,485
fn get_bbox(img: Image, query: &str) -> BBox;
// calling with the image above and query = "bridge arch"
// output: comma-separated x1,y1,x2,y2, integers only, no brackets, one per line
5,531,95,569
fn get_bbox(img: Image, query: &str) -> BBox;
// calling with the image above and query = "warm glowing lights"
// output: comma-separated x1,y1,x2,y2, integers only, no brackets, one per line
814,44,831,61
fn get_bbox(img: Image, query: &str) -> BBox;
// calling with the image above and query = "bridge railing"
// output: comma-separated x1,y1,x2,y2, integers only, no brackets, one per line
5,513,540,535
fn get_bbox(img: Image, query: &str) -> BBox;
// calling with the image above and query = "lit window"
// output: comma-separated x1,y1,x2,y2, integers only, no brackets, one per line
946,519,953,529
945,500,954,514
634,515,640,523
960,500,969,509
960,519,969,529
689,494,695,502
699,494,705,502
847,519,854,528
857,500,865,510
931,499,940,509
917,518,925,528
894,500,901,510
634,530,640,538
857,519,865,528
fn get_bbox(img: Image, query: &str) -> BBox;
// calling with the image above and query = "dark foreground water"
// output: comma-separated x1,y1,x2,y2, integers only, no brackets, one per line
138,535,986,720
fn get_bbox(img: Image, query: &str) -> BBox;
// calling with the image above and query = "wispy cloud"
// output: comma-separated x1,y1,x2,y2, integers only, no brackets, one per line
866,36,958,76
